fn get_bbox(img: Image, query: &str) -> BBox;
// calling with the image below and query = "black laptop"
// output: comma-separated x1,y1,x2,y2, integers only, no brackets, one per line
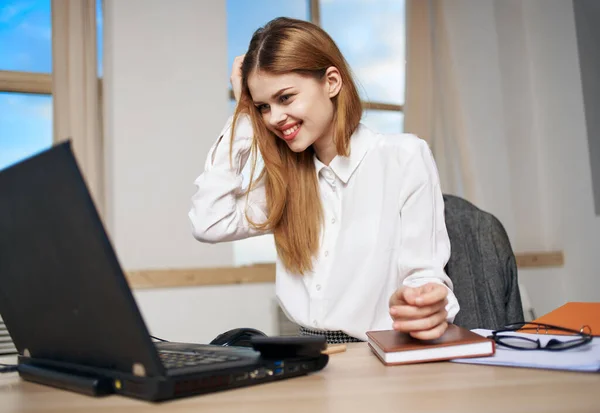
0,142,328,401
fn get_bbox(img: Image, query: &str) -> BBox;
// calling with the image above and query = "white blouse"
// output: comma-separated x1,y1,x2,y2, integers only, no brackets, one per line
189,116,460,341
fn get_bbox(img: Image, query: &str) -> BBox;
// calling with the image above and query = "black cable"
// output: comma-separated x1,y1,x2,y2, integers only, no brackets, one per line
0,363,17,373
150,335,168,342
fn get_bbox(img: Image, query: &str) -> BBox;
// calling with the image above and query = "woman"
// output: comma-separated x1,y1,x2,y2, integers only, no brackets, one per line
189,17,459,343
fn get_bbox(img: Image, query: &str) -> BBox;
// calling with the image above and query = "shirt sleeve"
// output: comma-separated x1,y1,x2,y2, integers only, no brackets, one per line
188,115,270,243
396,138,460,323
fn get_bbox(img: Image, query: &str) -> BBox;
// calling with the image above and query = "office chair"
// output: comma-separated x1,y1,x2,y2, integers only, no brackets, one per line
443,194,525,330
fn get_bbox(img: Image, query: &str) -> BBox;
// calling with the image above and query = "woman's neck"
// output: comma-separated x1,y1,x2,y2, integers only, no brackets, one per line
312,130,337,166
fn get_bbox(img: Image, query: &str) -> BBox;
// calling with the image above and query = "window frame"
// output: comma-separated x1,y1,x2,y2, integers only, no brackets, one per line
0,3,53,97
0,2,54,169
0,0,104,138
0,70,52,95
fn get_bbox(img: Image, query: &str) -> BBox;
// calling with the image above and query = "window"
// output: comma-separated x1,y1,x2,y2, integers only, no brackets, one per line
97,0,103,77
320,0,405,133
0,92,52,169
227,0,309,86
0,0,103,171
226,0,406,265
0,0,52,171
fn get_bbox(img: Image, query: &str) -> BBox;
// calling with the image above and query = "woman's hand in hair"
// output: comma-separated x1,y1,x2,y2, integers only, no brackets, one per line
231,54,245,103
388,283,449,340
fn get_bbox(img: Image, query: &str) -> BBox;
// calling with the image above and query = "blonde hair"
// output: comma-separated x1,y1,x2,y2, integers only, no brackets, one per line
231,17,362,274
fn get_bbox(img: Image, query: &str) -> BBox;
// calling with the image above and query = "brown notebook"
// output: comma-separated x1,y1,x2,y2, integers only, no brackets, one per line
366,324,495,366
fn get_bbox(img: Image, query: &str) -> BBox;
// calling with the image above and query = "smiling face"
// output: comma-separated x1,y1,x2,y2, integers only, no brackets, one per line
247,69,342,154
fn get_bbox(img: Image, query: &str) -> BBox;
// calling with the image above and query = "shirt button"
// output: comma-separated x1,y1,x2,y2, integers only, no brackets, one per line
316,284,321,291
324,251,329,257
313,320,319,327
331,218,336,224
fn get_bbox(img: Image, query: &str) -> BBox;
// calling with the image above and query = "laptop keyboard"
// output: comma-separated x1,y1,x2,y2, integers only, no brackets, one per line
158,350,242,370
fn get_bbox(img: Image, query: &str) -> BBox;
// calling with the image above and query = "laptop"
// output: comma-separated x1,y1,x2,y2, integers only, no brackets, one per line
0,142,328,401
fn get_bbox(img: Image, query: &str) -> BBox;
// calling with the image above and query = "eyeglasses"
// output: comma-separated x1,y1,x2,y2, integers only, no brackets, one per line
488,322,593,351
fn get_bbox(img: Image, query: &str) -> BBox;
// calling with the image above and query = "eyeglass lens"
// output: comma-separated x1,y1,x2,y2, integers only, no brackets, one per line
495,334,587,350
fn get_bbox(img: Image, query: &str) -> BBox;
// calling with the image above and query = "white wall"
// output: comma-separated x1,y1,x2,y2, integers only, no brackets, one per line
103,0,278,343
520,0,600,314
103,0,598,338
441,0,600,316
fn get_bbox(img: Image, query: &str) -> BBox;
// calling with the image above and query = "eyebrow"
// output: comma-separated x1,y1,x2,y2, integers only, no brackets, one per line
253,87,293,105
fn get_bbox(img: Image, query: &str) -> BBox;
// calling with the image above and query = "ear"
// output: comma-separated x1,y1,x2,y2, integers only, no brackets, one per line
324,66,342,98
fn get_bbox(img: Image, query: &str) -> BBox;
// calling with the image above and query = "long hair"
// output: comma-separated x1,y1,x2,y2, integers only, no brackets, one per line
231,17,362,274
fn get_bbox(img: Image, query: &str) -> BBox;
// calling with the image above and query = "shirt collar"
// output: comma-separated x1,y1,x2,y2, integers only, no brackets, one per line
313,123,373,184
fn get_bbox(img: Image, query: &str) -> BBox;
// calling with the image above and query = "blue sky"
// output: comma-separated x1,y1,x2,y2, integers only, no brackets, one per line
0,0,53,170
0,0,51,72
1,0,404,171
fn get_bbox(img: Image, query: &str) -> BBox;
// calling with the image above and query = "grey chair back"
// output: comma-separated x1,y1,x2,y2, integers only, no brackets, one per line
443,194,524,330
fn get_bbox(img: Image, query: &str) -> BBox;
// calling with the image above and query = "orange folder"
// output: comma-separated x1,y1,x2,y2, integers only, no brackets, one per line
526,302,600,336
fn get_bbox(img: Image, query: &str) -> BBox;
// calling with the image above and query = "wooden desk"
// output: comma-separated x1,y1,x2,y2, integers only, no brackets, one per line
1,344,599,413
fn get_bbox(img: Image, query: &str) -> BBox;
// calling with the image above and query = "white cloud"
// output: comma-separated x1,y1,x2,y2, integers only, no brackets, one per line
355,54,405,103
361,110,404,134
3,94,23,106
36,99,52,120
0,5,20,22
352,21,406,103
0,1,32,23
321,3,406,104
0,94,52,121
15,52,33,68
18,21,51,40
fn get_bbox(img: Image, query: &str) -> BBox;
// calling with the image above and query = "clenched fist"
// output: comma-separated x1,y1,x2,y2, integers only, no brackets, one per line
389,283,449,340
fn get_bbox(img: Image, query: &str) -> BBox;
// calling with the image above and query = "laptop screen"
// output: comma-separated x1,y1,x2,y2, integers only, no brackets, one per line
0,142,163,376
